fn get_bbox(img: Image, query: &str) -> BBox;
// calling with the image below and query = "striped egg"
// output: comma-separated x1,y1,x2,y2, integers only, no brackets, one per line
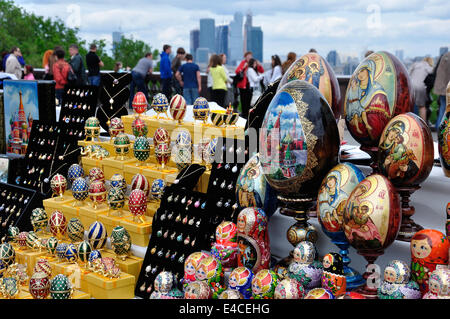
67,218,85,243
87,221,107,250
64,244,78,263
131,173,150,197
0,242,15,267
7,226,20,243
170,94,187,123
26,232,40,250
77,240,92,263
33,258,52,278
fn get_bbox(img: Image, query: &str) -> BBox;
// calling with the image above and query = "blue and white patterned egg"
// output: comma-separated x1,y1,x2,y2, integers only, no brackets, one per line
110,174,127,193
71,177,89,202
150,179,166,199
64,244,78,263
67,164,84,184
175,129,192,147
89,250,102,263
87,221,107,250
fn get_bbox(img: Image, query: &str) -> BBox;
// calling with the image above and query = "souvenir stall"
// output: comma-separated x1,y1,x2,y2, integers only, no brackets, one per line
0,50,449,301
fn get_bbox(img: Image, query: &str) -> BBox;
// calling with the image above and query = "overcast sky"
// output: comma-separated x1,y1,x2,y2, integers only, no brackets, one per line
14,0,450,62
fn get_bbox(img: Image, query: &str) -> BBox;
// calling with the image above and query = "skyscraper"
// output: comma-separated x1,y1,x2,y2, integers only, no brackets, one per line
196,47,210,64
440,46,449,56
199,18,215,53
112,31,123,50
229,12,243,66
249,26,263,62
395,49,404,62
190,29,200,60
215,25,229,57
326,50,340,68
244,11,252,53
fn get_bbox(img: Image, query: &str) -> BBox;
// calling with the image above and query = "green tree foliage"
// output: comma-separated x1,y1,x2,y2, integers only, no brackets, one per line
112,35,153,69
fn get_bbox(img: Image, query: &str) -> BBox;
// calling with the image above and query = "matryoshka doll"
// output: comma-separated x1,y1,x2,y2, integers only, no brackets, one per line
410,229,450,294
378,259,421,299
184,281,212,299
183,252,210,289
423,268,450,299
287,241,323,289
150,271,183,299
251,269,278,299
305,288,335,299
274,278,305,299
236,208,270,273
321,252,346,297
211,221,238,270
228,267,254,299
219,289,243,299
195,255,225,299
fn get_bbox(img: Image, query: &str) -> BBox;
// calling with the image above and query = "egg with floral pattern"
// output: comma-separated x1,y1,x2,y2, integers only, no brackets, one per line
132,117,148,138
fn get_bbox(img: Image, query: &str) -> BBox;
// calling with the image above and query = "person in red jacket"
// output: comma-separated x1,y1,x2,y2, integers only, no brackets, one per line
52,48,71,106
235,51,264,119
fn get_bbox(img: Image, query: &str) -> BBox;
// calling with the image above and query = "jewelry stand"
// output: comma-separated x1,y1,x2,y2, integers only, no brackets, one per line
395,185,423,242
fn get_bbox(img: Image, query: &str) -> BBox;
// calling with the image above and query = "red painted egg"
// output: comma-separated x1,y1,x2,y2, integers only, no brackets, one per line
88,167,105,183
29,272,50,299
153,127,170,147
49,211,68,238
132,92,148,115
50,174,67,196
88,181,107,203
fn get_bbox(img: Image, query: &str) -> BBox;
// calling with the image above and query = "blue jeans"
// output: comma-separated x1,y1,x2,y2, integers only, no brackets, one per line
88,75,101,86
183,87,199,105
436,95,446,130
129,71,148,109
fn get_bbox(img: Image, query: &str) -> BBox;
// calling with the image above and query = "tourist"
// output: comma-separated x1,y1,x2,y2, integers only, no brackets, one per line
2,47,25,73
5,47,23,79
114,62,124,73
175,53,201,105
409,57,433,122
171,47,186,95
365,50,374,57
86,43,104,86
160,44,173,100
52,48,71,105
220,53,233,105
42,49,54,80
433,51,450,130
309,48,318,53
209,54,228,107
206,59,213,97
235,51,264,119
69,44,87,85
282,52,296,75
247,58,265,105
264,54,282,86
23,65,35,80
129,53,153,109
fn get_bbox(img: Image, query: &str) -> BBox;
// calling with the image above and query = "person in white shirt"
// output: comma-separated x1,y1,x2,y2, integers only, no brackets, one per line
220,53,233,105
246,58,264,105
264,55,282,87
5,47,23,80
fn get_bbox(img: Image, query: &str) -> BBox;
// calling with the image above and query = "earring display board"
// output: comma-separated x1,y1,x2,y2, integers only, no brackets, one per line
36,80,57,123
97,72,131,133
0,90,5,154
0,182,41,242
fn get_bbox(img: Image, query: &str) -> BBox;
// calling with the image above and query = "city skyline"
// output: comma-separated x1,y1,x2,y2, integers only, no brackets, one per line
12,0,450,62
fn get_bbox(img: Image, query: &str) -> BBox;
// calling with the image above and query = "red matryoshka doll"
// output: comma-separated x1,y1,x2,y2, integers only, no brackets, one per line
228,267,254,299
410,229,450,294
274,278,305,299
182,252,210,289
195,255,225,299
251,269,278,299
321,252,346,297
423,268,450,299
236,208,270,273
184,281,212,299
211,221,238,270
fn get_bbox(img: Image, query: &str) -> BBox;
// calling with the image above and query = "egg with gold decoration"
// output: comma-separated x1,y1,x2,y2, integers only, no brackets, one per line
0,242,15,267
17,232,28,249
132,91,148,115
110,226,131,260
153,127,170,147
45,237,58,256
88,250,102,263
88,167,105,184
109,117,125,138
155,142,171,168
49,211,67,238
131,173,150,197
30,208,48,233
26,231,40,250
87,221,107,250
128,189,147,218
50,274,72,299
114,133,131,156
110,173,127,192
84,116,100,139
67,164,84,184
88,181,107,207
150,179,165,199
71,177,89,202
64,244,78,263
193,97,210,122
7,226,20,243
55,243,68,261
77,240,92,263
173,146,191,171
29,271,50,299
50,174,67,197
107,187,125,210
151,93,169,115
133,136,151,163
33,258,52,278
175,129,191,147
170,94,187,123
132,117,148,137
67,218,85,243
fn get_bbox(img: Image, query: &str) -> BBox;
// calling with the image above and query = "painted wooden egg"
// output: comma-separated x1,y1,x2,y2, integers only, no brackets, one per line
88,250,102,263
107,187,125,210
132,91,148,115
108,117,124,138
133,136,150,162
77,240,92,263
219,289,243,299
155,142,171,166
67,164,84,184
151,93,169,114
33,258,52,278
114,133,131,155
49,211,68,238
318,163,365,235
29,272,50,299
131,173,150,197
339,291,366,299
0,242,15,266
274,277,305,299
260,80,339,199
88,167,105,183
88,221,107,250
193,97,210,122
64,243,78,263
228,267,254,299
305,287,335,299
26,231,40,250
437,84,450,177
7,226,19,243
279,52,341,118
344,51,413,147
175,129,191,147
71,177,89,202
50,174,67,196
378,112,434,187
110,173,127,192
170,94,187,122
150,179,165,199
153,271,174,294
128,189,147,217
88,181,107,204
55,243,68,261
132,117,148,137
50,274,72,299
110,226,131,259
30,208,48,232
67,218,85,243
184,281,212,299
343,174,401,252
153,127,170,147
236,153,277,218
251,269,278,299
45,237,58,255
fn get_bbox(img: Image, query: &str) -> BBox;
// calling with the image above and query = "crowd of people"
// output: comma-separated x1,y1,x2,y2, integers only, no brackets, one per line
1,42,449,131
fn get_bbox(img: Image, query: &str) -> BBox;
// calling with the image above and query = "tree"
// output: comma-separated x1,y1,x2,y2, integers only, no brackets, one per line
112,35,152,69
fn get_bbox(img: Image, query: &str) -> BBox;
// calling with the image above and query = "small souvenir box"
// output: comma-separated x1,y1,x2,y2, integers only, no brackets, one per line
85,272,135,299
